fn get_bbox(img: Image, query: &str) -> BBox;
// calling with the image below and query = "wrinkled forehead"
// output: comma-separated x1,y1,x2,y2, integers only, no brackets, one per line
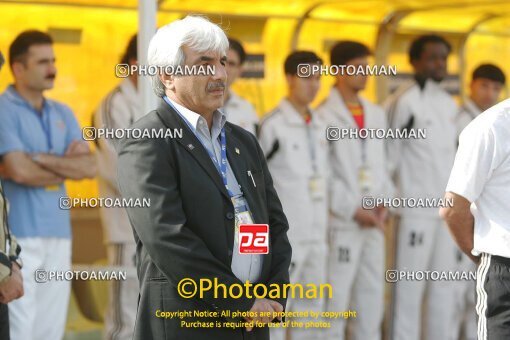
182,45,226,64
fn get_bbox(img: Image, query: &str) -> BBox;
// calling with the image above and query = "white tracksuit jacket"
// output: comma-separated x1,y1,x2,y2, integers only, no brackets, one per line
317,87,394,229
385,79,457,217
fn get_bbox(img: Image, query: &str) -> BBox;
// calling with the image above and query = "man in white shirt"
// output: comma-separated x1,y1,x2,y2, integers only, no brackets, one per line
93,35,142,340
259,51,328,340
441,98,510,340
452,63,505,340
222,38,259,135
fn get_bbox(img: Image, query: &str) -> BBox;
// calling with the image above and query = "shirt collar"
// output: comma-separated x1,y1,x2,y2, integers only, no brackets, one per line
465,98,482,117
5,84,28,105
165,96,226,133
326,87,366,128
279,98,315,126
5,84,50,113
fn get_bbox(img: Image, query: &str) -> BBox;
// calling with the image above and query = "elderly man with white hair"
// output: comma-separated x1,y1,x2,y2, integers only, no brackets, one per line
117,16,292,340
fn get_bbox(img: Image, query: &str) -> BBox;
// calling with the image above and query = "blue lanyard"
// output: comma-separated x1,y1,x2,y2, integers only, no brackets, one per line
36,102,53,153
163,96,233,197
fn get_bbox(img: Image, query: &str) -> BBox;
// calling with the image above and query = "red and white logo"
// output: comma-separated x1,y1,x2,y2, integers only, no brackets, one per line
239,224,269,254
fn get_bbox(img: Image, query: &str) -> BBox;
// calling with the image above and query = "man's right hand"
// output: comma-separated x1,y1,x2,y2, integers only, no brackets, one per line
0,263,24,304
373,206,389,232
245,298,283,331
354,207,380,228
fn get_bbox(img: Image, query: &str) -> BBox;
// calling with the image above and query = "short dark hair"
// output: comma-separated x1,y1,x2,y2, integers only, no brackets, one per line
472,63,506,85
227,37,246,64
330,41,371,66
120,34,137,65
9,30,53,66
284,51,322,75
409,35,451,63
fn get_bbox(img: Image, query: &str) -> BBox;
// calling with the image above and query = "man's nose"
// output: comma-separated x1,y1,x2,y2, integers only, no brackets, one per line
49,63,57,75
212,63,227,81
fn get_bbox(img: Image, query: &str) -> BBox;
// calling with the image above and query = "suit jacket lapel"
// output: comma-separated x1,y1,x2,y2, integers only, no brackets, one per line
155,99,230,201
224,125,262,223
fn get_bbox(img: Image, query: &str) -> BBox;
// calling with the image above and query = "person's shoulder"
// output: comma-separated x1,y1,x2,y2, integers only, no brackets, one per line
316,88,339,110
461,101,507,139
436,86,457,108
315,94,338,125
309,109,330,129
131,109,165,129
228,120,254,136
232,93,253,107
116,110,168,153
0,93,16,117
229,92,258,118
0,87,15,104
259,106,284,128
455,110,472,133
479,99,510,134
360,97,386,124
94,86,126,120
360,97,384,113
0,90,9,104
386,80,417,104
101,85,123,106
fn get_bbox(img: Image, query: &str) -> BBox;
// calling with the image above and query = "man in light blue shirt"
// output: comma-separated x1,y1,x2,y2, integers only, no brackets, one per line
0,30,96,340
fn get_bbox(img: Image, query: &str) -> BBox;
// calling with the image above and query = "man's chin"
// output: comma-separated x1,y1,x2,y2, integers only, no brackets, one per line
207,94,225,108
202,103,223,114
431,73,446,83
41,81,55,91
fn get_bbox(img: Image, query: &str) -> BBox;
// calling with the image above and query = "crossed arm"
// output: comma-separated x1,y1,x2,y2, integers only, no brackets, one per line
1,140,96,186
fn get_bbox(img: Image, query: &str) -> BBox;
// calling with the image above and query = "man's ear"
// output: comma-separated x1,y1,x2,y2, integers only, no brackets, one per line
11,61,25,79
285,74,295,87
160,73,176,92
469,80,475,93
410,59,420,73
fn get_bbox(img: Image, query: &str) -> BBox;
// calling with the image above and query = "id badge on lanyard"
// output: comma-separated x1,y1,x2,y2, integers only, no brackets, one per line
39,111,59,192
232,195,254,244
358,166,373,193
358,138,373,193
309,176,326,201
306,120,325,201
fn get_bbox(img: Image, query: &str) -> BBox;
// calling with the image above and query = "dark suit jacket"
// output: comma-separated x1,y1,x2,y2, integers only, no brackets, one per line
117,99,292,340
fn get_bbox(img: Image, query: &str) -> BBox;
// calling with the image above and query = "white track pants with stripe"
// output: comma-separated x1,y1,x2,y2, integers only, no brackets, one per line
104,242,139,340
270,241,328,340
323,227,385,340
390,215,461,340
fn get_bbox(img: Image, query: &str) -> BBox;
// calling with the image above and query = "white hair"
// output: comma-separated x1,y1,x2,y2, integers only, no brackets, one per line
148,15,229,97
